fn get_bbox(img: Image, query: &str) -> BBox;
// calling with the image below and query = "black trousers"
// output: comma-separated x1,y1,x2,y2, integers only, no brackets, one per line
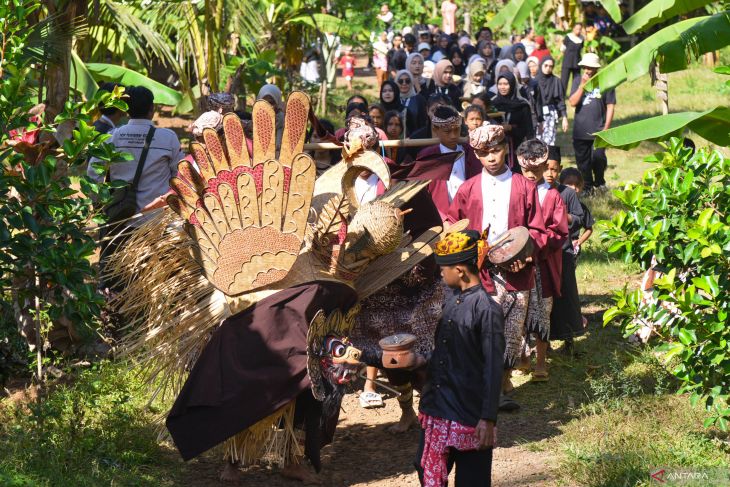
414,428,493,486
561,66,580,95
572,138,607,189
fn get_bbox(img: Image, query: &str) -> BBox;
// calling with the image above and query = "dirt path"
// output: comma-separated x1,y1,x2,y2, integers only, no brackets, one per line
174,387,560,486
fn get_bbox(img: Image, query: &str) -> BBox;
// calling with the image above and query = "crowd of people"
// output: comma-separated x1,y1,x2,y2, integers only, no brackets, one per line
333,16,616,192
86,13,617,485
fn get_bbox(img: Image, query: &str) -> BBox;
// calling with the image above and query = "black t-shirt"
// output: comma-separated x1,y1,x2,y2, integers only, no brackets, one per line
571,76,616,140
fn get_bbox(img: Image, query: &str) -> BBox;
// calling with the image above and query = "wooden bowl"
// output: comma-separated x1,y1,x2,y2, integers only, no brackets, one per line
487,226,534,270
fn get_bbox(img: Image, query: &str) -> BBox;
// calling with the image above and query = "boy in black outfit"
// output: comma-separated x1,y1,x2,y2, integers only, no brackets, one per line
413,230,505,486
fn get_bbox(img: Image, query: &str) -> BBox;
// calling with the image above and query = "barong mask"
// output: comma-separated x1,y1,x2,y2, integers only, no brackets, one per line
306,305,362,401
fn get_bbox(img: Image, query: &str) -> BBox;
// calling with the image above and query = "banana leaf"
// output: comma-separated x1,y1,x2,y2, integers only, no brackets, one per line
622,0,711,34
288,13,344,33
69,51,98,101
585,16,706,92
487,0,541,33
594,107,730,149
597,0,623,24
656,11,730,72
84,63,182,106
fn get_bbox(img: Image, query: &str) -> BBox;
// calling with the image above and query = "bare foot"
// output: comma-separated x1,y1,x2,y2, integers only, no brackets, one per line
388,409,418,434
220,462,240,484
281,463,322,485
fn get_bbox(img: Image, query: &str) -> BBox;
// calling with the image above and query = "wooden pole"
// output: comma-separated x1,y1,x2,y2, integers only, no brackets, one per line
304,136,470,151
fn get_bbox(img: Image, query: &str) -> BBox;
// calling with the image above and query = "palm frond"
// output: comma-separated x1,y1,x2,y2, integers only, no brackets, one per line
23,13,88,66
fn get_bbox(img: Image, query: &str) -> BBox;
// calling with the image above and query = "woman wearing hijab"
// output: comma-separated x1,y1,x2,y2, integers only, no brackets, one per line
531,35,552,61
430,33,451,63
489,59,516,92
406,52,426,94
449,46,466,76
421,59,462,108
490,72,534,170
511,42,528,63
379,80,403,113
535,56,568,145
395,69,428,136
461,57,487,107
476,40,498,85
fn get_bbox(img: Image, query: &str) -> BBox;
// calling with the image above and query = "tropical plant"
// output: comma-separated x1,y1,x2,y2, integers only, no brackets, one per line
586,12,730,92
594,105,730,149
601,139,730,431
2,0,129,380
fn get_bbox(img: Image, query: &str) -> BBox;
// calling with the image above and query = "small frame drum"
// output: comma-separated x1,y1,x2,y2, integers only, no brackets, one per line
487,226,534,270
379,333,417,369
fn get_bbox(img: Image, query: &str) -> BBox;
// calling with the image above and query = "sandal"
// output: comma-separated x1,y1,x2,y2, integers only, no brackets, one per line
359,391,384,409
531,369,549,382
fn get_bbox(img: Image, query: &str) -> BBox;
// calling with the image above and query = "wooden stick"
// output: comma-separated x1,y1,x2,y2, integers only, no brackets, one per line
304,137,465,151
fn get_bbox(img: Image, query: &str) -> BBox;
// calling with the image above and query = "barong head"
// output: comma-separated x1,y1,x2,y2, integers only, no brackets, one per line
431,105,461,130
191,110,223,137
434,229,483,266
469,123,505,150
207,92,235,113
516,138,549,170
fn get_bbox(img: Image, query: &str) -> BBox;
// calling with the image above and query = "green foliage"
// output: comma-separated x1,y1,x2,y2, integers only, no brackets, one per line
601,139,730,431
586,16,707,91
1,1,129,370
487,0,541,34
657,11,730,72
84,63,182,106
622,0,713,34
0,362,172,487
594,106,730,149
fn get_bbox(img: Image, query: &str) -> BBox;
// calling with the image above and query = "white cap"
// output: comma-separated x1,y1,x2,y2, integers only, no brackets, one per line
578,52,601,68
418,42,431,52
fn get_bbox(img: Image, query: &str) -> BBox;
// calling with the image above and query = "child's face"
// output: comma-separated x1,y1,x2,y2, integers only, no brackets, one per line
433,124,461,149
369,108,384,128
386,116,402,139
440,264,463,287
465,112,483,131
476,144,507,175
521,163,546,183
545,160,561,185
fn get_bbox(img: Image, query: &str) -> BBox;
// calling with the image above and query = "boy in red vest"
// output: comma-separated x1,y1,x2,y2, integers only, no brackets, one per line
515,139,568,381
447,124,547,410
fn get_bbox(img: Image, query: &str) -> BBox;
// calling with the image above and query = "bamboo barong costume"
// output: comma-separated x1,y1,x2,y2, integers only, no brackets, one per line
108,93,463,471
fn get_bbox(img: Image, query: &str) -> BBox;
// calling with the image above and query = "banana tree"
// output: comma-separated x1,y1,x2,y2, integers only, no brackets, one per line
622,0,712,34
585,12,730,92
594,106,730,149
488,0,622,33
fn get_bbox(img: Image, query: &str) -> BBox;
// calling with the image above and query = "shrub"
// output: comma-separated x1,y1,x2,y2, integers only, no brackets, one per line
601,138,730,430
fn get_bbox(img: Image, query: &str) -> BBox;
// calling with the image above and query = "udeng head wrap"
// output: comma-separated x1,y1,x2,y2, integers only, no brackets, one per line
469,122,505,150
431,105,461,130
516,138,549,170
191,110,224,137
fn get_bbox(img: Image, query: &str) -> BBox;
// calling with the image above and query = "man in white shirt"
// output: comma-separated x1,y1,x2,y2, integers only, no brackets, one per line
88,86,182,222
447,124,548,411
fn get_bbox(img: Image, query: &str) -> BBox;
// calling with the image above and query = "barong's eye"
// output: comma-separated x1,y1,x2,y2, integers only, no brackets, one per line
323,336,347,357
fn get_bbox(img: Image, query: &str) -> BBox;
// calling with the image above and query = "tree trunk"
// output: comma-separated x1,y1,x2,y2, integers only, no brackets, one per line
654,65,668,116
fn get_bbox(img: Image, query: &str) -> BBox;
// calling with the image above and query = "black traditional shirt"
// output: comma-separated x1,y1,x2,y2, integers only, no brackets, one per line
418,284,505,425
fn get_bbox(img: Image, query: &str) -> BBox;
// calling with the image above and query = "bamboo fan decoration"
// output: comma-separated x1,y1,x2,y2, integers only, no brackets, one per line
167,92,315,296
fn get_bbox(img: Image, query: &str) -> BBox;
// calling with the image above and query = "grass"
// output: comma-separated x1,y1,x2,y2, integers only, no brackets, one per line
2,64,728,486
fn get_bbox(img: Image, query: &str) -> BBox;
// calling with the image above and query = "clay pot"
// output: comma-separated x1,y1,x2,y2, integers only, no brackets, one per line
379,333,417,369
